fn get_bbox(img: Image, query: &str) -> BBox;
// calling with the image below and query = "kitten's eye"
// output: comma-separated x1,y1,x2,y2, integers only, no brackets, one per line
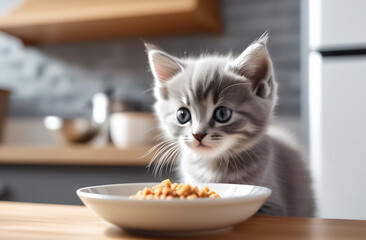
214,107,232,123
176,108,191,124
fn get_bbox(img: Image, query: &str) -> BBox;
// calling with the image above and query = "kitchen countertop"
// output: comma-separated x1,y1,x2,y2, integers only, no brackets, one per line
1,201,366,240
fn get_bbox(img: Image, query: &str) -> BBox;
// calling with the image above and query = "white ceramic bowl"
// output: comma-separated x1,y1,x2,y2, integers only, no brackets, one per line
77,182,271,234
109,112,159,148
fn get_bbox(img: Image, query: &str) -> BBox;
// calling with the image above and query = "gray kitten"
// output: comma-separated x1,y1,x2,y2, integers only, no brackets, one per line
145,33,315,217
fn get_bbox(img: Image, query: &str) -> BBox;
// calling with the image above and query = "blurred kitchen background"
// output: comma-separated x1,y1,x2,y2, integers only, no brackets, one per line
0,0,365,220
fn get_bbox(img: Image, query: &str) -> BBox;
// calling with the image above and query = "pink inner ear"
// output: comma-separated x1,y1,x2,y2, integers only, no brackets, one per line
156,68,171,82
245,58,269,89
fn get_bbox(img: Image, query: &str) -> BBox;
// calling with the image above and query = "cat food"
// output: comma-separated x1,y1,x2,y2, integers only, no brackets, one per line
129,179,221,200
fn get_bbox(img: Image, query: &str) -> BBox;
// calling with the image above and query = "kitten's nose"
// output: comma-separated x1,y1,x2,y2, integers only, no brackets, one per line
193,133,207,142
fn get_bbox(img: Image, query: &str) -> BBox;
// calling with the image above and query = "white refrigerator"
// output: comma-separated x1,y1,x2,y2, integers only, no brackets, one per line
305,0,366,219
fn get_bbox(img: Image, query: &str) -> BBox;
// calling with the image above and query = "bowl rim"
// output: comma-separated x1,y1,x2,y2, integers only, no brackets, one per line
76,182,271,205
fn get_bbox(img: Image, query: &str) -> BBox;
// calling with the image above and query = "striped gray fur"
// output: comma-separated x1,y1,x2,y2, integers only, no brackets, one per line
146,34,315,217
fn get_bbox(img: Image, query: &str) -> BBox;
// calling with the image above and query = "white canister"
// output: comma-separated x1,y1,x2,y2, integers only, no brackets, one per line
110,112,159,148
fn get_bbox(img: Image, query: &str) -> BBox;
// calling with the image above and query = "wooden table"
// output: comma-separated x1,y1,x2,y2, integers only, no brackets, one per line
1,201,366,240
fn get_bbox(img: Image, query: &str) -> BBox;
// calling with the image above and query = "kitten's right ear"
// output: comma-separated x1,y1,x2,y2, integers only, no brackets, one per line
229,32,274,98
145,43,184,98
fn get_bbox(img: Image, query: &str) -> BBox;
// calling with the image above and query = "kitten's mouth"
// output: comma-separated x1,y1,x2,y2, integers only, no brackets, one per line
196,143,211,149
186,141,222,157
185,141,214,155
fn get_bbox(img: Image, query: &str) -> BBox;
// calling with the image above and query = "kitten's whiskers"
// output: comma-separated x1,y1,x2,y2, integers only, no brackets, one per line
148,138,180,177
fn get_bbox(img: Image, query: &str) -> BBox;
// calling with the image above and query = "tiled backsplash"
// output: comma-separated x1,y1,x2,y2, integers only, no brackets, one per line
0,0,300,117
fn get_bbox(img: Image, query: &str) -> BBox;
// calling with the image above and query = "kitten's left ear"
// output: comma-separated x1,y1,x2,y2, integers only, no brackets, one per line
145,43,184,98
230,32,274,98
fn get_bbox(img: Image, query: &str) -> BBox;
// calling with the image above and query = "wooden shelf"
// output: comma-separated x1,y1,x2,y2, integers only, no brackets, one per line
0,146,155,166
0,0,222,44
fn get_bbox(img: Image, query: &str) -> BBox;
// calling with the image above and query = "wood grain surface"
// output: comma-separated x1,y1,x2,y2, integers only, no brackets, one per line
0,0,222,44
1,201,366,240
0,146,153,165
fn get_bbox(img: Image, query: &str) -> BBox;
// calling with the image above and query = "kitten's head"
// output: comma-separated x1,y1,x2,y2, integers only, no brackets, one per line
146,33,277,159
